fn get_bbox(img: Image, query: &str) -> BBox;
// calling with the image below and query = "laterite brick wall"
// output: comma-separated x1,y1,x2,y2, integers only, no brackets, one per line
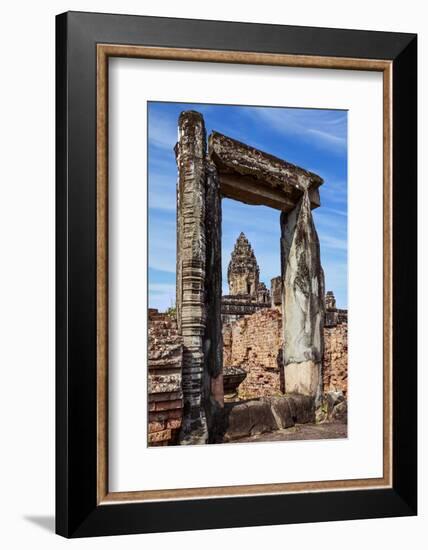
148,309,183,446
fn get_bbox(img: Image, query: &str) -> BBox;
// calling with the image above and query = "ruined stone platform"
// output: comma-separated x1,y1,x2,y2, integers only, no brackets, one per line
232,422,347,444
221,394,315,442
220,392,347,443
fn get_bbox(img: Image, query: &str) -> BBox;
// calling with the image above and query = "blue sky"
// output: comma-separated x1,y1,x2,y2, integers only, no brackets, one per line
148,102,348,311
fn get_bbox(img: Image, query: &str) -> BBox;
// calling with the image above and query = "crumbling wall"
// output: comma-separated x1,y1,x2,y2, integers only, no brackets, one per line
222,305,348,400
221,295,271,325
148,309,183,446
323,321,348,395
223,309,283,399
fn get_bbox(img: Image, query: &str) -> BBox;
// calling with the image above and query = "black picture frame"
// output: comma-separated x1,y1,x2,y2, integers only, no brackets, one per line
56,10,417,538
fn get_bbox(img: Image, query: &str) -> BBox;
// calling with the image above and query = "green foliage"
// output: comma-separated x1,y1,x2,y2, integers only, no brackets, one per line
165,304,177,319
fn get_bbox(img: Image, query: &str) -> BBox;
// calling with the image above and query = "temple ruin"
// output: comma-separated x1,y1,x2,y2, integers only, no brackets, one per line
171,110,327,445
221,233,271,324
148,287,347,444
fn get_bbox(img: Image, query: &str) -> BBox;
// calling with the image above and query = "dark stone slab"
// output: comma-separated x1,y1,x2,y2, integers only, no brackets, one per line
287,393,316,424
222,394,315,441
267,396,294,429
223,400,278,441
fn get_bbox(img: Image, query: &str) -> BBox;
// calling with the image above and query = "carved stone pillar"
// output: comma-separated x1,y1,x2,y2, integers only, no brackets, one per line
204,160,224,440
175,111,208,444
280,191,325,406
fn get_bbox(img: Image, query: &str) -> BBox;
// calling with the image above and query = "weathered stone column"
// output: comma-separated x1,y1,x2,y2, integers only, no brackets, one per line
280,191,325,406
175,111,208,444
204,160,224,440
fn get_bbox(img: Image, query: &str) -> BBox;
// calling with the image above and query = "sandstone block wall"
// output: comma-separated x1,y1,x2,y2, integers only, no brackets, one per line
223,309,283,399
148,309,183,446
221,295,270,325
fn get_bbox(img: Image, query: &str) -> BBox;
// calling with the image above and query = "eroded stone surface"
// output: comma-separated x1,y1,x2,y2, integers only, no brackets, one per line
233,422,347,443
271,276,282,310
204,160,224,439
222,394,315,442
175,111,209,444
283,361,321,400
331,400,347,423
204,160,223,382
209,131,323,211
223,400,278,441
172,111,330,444
280,191,325,406
148,309,183,446
325,390,347,423
268,396,294,429
287,393,316,424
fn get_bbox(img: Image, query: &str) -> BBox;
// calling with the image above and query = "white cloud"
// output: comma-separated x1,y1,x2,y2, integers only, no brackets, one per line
148,112,177,151
148,173,176,212
318,179,348,206
322,206,347,218
148,225,176,273
248,107,347,154
319,233,348,252
307,128,346,148
147,104,348,308
149,193,176,212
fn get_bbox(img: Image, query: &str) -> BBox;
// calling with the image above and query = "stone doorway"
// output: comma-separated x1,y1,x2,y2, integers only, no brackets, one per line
222,225,281,400
175,110,325,444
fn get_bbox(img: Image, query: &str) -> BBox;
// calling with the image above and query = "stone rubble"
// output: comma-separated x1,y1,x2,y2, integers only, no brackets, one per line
148,309,183,446
222,394,315,442
323,294,348,395
147,293,348,445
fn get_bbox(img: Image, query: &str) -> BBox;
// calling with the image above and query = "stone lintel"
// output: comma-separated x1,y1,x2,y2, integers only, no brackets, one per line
220,174,297,211
208,131,323,211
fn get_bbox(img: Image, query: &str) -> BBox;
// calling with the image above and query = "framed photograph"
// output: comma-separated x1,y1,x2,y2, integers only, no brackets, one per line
56,11,417,537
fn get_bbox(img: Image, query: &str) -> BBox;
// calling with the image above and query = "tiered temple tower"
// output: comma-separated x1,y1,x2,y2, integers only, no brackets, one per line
324,290,348,327
221,233,271,324
227,232,260,296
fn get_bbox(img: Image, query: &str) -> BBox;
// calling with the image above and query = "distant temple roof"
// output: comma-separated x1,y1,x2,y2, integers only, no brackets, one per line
227,232,260,281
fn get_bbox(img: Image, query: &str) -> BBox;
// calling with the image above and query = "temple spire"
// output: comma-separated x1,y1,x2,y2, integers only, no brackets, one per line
227,233,260,296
